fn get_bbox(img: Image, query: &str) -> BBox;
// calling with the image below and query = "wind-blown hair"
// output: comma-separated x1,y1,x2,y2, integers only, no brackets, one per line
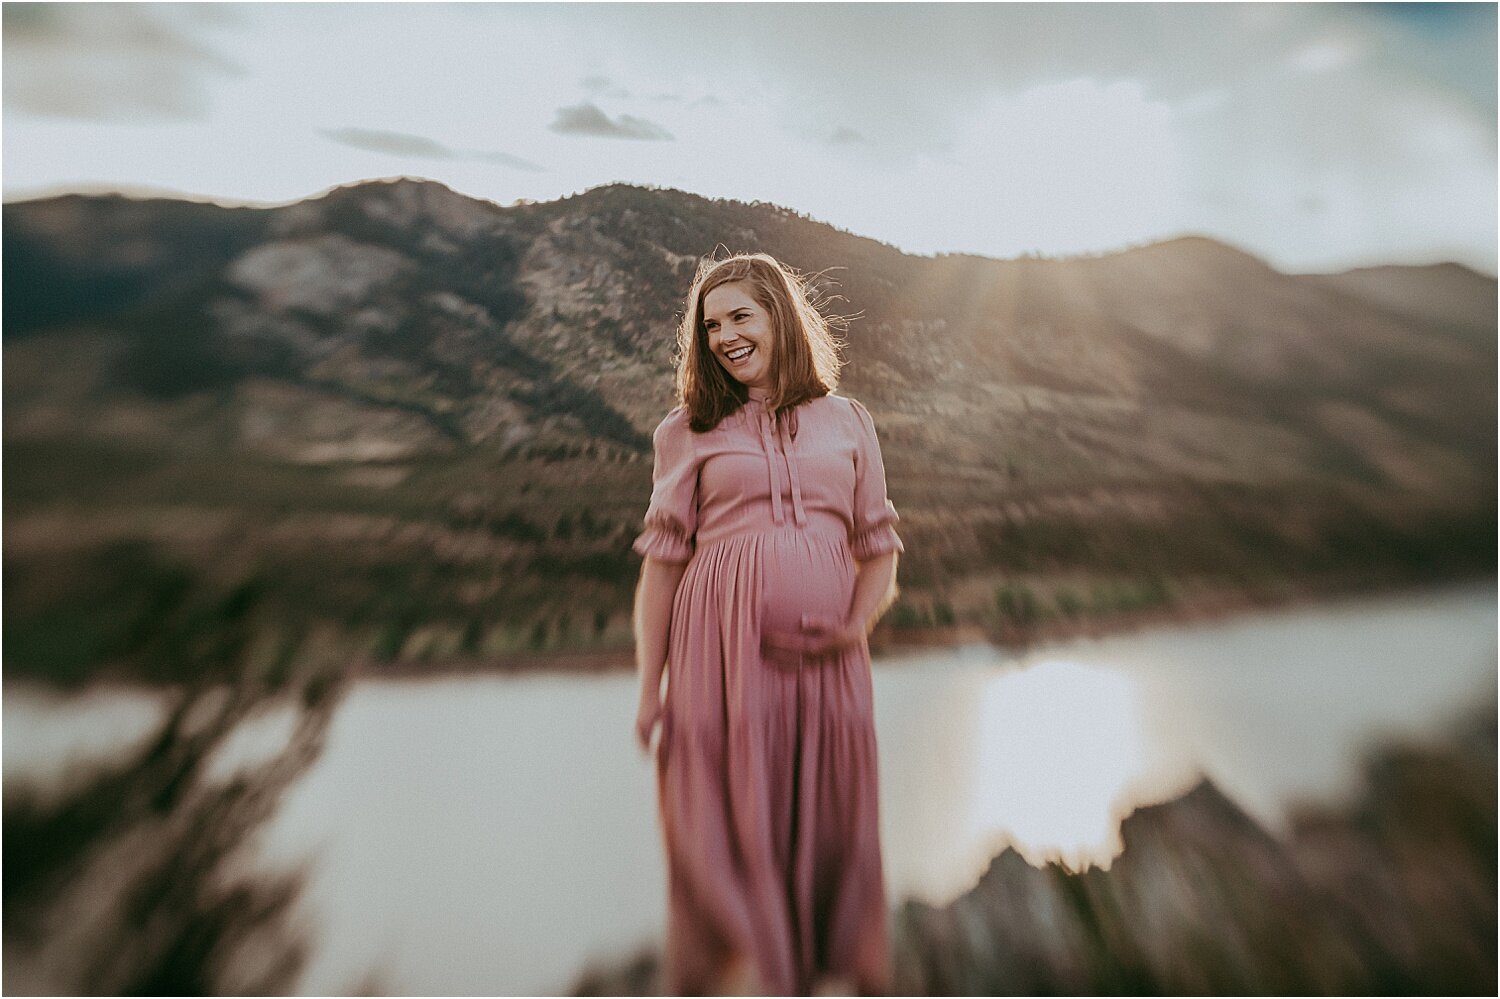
674,252,848,432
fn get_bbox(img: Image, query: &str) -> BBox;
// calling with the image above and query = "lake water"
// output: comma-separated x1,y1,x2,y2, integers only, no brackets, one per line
5,580,1494,995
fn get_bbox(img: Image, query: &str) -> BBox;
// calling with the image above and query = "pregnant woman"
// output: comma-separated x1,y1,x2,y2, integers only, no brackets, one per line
632,252,903,996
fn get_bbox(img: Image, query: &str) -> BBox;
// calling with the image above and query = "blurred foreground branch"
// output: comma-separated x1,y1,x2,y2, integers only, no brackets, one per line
4,668,347,994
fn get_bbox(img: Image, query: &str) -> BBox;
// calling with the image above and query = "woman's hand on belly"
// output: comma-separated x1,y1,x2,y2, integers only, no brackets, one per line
762,613,864,661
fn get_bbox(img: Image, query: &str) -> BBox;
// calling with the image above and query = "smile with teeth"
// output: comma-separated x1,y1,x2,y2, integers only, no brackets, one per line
725,345,755,363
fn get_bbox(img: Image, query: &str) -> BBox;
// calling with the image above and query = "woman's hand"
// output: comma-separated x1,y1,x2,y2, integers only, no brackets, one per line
633,557,686,754
763,614,866,662
635,688,664,753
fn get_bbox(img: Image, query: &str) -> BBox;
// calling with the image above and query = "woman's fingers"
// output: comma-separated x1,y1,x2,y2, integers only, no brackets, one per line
762,617,860,659
800,614,859,651
798,613,839,633
763,629,815,655
635,698,663,752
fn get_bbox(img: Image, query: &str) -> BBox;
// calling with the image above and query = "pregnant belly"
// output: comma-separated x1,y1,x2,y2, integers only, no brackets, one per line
758,531,857,658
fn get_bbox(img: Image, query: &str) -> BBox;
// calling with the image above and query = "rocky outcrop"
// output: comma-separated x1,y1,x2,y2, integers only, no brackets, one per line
887,711,1496,996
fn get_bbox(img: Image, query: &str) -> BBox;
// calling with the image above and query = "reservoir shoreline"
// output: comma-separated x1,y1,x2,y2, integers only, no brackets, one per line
346,569,1494,683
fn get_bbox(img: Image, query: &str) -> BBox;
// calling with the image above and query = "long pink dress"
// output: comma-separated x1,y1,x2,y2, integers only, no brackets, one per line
632,385,904,996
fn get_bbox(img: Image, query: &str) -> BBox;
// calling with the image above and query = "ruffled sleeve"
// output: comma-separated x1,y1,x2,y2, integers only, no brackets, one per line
632,407,698,564
847,398,905,561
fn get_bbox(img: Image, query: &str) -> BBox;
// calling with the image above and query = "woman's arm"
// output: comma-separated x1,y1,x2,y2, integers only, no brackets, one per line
847,550,899,634
633,556,688,750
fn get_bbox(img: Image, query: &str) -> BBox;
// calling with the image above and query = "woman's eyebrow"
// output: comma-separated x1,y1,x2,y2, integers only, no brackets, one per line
704,305,751,321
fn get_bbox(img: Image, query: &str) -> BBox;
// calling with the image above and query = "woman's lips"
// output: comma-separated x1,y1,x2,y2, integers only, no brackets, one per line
725,345,754,365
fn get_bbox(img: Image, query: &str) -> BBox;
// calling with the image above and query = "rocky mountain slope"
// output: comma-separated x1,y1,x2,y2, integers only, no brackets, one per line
4,178,1494,683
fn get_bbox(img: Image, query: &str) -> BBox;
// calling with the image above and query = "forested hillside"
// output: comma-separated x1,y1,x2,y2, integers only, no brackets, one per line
5,178,1494,685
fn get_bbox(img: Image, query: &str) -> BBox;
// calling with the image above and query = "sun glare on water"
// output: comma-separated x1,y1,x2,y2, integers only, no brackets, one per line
967,658,1155,871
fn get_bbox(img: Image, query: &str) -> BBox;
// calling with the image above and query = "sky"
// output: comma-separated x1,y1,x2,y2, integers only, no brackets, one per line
3,1,1496,275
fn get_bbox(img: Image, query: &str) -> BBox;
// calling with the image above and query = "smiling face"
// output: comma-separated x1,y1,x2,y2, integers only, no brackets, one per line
702,281,775,392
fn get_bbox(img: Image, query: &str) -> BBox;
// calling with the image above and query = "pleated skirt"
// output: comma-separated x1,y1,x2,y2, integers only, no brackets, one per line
656,526,890,996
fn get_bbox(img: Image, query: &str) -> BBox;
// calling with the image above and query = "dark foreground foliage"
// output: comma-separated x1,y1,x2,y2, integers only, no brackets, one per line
4,668,347,994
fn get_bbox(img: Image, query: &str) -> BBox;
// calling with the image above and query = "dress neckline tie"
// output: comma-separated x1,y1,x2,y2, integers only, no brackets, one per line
747,395,807,528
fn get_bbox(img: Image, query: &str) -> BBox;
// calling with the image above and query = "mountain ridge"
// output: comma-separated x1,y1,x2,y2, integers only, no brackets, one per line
11,175,1491,279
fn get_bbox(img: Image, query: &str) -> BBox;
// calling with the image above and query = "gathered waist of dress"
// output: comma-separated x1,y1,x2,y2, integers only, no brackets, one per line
693,521,850,555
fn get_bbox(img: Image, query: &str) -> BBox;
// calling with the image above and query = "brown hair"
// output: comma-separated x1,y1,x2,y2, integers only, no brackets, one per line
674,252,848,432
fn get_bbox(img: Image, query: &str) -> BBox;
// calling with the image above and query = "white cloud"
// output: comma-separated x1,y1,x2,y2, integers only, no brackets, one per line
1290,37,1362,76
938,78,1188,257
3,3,1493,274
2,2,243,121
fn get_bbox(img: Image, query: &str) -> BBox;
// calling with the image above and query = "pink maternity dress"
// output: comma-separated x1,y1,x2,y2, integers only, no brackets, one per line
632,386,903,996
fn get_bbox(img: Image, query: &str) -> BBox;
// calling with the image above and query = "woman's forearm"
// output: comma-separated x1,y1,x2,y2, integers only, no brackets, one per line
846,551,899,634
633,558,688,697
